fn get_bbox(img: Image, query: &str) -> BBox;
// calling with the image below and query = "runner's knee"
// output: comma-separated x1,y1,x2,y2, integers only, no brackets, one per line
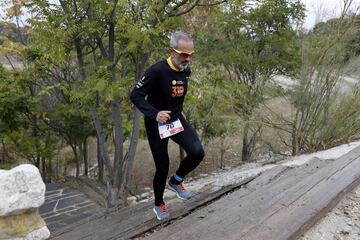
191,141,205,161
154,161,169,179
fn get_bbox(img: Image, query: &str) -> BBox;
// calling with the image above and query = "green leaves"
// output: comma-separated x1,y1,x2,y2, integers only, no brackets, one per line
0,67,31,131
200,0,304,76
194,0,304,119
184,65,237,141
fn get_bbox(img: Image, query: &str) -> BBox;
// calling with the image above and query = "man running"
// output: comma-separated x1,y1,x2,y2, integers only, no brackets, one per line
130,31,205,220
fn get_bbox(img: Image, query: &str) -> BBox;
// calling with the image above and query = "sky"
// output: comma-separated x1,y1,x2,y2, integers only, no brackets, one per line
302,0,360,29
0,0,359,30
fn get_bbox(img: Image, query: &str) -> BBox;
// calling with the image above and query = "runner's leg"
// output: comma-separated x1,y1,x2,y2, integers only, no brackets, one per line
170,115,205,181
145,119,170,206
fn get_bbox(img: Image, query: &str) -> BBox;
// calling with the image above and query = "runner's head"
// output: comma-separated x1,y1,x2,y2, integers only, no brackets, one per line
170,31,194,70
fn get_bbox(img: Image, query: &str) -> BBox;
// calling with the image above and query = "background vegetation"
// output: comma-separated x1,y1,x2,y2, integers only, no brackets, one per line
0,0,359,207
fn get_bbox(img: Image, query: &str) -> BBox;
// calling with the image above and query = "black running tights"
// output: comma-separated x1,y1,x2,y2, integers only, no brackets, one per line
145,115,205,206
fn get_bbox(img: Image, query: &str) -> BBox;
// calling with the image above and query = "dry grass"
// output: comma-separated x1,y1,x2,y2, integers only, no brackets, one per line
127,133,244,191
123,97,291,191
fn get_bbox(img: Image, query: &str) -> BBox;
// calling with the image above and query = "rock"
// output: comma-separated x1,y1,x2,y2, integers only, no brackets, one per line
21,226,50,240
0,209,50,239
140,192,151,199
0,164,46,216
0,164,49,240
127,196,137,206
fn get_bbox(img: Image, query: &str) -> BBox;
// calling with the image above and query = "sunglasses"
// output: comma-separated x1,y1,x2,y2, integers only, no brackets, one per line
172,48,194,58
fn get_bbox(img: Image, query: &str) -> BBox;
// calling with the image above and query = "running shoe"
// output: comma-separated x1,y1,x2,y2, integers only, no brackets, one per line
168,180,191,200
153,204,170,221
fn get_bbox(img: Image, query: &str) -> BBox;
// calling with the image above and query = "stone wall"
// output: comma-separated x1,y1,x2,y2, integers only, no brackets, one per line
0,164,50,240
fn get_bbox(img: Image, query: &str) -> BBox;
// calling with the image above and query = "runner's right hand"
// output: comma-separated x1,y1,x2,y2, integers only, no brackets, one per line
156,111,171,123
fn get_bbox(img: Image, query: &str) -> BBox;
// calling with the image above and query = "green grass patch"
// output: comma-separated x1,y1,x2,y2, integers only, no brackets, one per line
0,162,15,170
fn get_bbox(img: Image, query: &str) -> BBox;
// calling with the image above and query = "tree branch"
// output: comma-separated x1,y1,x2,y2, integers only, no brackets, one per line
170,0,189,12
169,0,201,17
169,0,227,17
4,54,16,71
198,0,227,7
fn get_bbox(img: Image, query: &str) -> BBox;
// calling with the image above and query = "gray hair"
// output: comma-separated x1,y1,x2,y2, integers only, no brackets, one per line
170,31,194,48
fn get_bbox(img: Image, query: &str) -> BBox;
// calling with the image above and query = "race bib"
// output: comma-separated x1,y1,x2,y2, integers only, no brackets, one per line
158,119,184,139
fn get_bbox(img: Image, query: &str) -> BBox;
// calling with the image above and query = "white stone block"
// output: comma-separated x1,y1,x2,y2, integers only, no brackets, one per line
0,164,46,216
10,226,50,240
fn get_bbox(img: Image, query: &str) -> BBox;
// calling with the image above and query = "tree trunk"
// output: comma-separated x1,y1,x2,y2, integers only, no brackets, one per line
78,142,85,177
56,143,61,181
1,139,6,163
220,138,226,169
292,112,299,156
83,138,88,177
41,157,46,181
48,157,52,183
112,97,124,189
242,121,262,162
90,107,118,207
122,108,141,194
122,58,149,197
90,109,113,176
105,7,123,203
36,155,40,169
71,145,80,177
95,93,103,181
97,136,104,182
74,36,87,81
241,123,251,161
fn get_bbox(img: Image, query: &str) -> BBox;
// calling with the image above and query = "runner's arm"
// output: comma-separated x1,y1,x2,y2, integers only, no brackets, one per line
130,70,159,120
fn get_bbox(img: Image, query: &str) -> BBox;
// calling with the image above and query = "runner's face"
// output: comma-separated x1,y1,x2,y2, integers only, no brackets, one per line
171,40,194,70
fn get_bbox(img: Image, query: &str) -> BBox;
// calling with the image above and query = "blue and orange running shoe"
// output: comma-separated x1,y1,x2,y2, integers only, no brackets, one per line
153,204,170,221
168,180,191,200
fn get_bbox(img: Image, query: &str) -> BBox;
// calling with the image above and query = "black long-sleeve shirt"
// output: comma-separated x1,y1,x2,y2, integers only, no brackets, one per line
130,58,191,121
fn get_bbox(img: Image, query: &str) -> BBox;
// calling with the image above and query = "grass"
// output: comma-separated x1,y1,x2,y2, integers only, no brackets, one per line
0,162,16,170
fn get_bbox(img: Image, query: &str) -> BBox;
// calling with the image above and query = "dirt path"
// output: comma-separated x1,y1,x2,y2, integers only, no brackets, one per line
299,183,360,240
